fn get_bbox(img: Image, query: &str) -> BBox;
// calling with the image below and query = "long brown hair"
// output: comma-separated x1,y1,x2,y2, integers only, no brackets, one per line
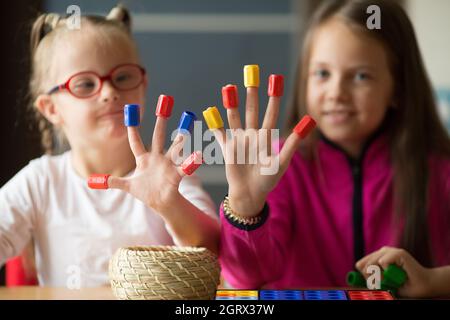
29,5,133,154
285,0,450,267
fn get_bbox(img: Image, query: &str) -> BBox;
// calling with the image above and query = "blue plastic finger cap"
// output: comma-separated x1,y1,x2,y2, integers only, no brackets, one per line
178,111,197,134
124,104,140,126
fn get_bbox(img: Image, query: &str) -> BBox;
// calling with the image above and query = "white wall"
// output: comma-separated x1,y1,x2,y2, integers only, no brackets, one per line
406,0,450,128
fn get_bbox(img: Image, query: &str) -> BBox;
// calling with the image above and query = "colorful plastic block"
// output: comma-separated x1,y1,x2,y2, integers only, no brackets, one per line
181,152,203,176
347,270,367,287
303,290,347,300
268,75,284,97
293,115,316,138
348,290,394,300
203,106,224,130
222,84,239,109
215,290,258,300
124,104,140,126
178,111,197,134
87,174,110,189
155,94,174,118
244,65,260,88
259,290,303,300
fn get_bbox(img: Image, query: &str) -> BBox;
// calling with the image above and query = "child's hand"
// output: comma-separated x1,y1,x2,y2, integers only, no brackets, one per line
207,67,315,218
93,101,202,214
356,246,434,298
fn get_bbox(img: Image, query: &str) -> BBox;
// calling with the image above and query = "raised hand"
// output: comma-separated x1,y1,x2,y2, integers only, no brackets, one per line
204,65,316,218
87,96,202,213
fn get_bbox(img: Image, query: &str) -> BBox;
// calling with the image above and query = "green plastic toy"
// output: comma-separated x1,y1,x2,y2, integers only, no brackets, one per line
346,264,407,293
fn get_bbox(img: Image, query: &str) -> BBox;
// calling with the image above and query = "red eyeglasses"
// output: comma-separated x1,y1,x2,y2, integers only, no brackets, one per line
47,63,146,99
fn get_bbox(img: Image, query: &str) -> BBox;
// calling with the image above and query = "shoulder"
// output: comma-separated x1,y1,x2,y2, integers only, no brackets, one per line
2,152,69,188
0,152,70,211
28,151,69,174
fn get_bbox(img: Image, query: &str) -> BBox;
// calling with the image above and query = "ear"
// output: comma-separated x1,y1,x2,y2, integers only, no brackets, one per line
34,94,63,125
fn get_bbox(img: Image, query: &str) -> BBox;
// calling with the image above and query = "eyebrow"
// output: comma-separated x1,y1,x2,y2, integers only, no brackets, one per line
310,61,377,71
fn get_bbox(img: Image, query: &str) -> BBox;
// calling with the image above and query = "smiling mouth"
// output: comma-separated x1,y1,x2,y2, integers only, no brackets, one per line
322,110,355,123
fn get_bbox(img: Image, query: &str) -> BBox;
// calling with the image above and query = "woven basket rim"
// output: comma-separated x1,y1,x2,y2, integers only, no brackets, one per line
117,245,213,255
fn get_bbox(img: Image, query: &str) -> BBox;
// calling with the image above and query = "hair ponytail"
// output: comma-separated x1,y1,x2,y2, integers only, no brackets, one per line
30,13,62,57
106,5,131,33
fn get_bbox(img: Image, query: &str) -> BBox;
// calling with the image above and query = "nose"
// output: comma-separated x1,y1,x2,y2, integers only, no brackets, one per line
327,75,349,103
100,80,120,103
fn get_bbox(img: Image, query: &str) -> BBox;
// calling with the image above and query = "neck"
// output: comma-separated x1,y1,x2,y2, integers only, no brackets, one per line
336,141,363,159
70,141,136,179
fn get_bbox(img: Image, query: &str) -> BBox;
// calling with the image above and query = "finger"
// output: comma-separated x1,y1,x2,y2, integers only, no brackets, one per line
124,104,146,157
177,151,203,177
88,174,129,191
243,65,260,129
357,247,390,277
262,96,281,130
245,87,259,129
127,127,147,158
107,175,130,191
222,84,242,129
166,133,186,164
203,106,227,151
378,249,407,270
211,128,227,153
262,75,284,130
278,132,302,174
152,116,167,154
277,115,317,172
153,95,175,154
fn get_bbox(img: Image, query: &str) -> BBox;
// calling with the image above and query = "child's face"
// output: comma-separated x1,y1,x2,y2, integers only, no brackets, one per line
38,28,147,149
306,17,394,156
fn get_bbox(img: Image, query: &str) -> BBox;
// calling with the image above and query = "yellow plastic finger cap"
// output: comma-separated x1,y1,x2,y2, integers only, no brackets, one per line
244,65,260,88
203,106,224,130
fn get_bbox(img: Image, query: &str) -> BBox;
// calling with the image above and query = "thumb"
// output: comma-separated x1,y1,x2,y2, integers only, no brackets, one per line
87,174,129,191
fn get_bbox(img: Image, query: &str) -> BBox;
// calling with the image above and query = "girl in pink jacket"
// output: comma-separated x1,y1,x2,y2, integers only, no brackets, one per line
210,0,450,298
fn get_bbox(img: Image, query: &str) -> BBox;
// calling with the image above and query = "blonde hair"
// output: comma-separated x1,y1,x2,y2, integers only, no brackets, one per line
29,5,134,154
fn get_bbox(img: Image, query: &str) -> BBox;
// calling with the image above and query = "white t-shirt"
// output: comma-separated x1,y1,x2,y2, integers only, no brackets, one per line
0,151,217,287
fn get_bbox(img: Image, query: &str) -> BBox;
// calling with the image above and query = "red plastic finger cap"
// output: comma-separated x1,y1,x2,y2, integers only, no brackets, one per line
222,84,239,109
293,115,316,138
156,94,174,118
268,75,284,97
88,174,110,189
181,152,203,176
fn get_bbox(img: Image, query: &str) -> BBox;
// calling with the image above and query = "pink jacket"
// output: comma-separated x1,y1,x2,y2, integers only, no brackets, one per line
219,132,450,289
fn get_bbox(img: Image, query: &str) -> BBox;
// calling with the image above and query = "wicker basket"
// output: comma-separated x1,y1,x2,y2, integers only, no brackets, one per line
109,246,221,300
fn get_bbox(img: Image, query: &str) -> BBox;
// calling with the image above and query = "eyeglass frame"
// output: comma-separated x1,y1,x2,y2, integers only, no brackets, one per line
46,63,147,98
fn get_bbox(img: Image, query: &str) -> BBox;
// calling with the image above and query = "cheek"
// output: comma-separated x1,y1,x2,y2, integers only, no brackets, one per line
306,81,324,117
354,87,390,123
56,98,97,129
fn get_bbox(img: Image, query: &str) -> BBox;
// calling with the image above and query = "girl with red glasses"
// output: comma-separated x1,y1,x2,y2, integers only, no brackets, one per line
0,5,219,287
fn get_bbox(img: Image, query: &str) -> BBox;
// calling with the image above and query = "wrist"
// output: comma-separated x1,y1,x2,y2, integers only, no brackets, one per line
428,266,450,298
228,193,266,218
148,190,183,216
223,195,269,231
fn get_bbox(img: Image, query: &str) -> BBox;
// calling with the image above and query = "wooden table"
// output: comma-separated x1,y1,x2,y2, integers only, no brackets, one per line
0,286,116,300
